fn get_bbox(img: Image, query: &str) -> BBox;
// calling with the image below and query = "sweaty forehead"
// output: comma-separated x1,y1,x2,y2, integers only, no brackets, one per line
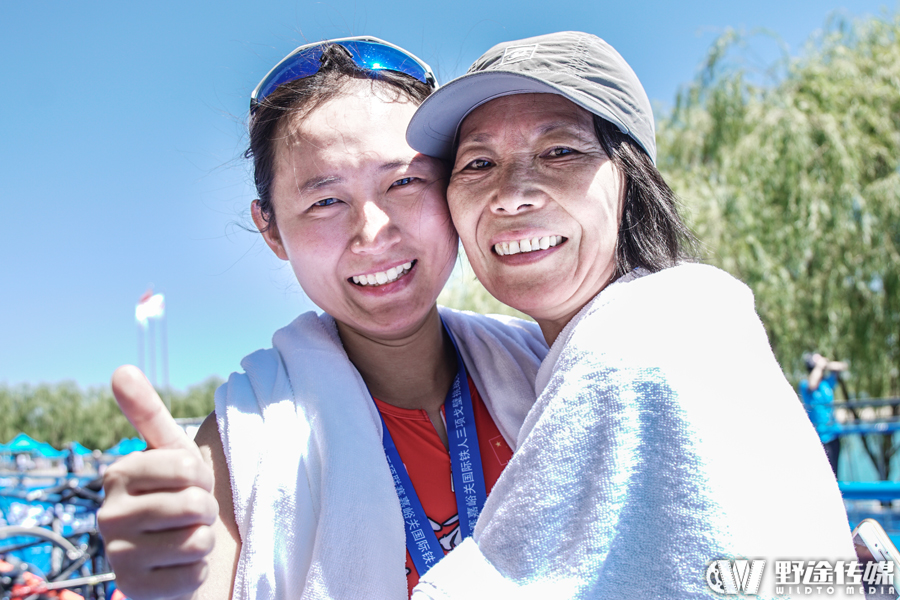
457,93,595,145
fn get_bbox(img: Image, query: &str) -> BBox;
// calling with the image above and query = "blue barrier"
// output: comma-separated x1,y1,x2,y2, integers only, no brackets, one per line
839,481,900,501
821,421,900,436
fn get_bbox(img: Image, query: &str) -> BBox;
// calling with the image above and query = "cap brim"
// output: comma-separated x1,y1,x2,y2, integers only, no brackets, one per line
407,70,631,160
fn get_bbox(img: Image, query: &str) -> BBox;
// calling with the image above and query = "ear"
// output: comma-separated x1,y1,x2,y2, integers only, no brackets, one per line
613,162,628,222
252,200,289,261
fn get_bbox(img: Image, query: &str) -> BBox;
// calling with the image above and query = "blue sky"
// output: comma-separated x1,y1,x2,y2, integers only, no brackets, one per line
1,0,893,390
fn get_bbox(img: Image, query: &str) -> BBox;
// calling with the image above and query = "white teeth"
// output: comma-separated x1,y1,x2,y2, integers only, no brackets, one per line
351,261,414,287
494,235,563,256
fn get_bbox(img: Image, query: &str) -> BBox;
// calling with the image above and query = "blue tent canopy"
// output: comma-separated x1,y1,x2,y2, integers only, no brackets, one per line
37,441,64,458
70,441,93,455
1,433,65,457
3,433,43,454
106,437,147,456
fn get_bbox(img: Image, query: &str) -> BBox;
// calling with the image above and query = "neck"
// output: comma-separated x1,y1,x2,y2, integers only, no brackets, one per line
537,319,567,348
535,271,621,346
337,305,457,412
533,300,589,347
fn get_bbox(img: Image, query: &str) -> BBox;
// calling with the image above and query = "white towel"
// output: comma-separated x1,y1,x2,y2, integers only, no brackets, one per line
215,307,547,599
413,264,856,599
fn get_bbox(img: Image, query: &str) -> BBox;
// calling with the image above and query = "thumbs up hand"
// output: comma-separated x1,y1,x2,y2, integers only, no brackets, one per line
110,365,201,455
98,366,218,600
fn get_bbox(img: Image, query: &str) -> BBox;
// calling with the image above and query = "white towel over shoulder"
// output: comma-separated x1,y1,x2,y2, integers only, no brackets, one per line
215,307,547,600
414,264,855,600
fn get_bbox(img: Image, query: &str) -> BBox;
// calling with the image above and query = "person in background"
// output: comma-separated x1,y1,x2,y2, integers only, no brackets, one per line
15,453,30,480
800,352,849,476
65,443,84,476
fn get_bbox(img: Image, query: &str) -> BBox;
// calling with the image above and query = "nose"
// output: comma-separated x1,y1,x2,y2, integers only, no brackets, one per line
351,200,400,255
490,161,545,215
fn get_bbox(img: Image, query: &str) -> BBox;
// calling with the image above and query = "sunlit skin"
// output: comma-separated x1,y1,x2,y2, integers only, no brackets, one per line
252,81,458,348
448,93,625,345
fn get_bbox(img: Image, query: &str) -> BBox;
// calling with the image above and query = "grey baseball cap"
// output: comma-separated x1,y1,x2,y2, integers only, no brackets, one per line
407,31,656,164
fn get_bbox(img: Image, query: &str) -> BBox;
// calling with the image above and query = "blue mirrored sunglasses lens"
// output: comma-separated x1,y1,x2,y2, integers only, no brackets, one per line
257,47,325,102
255,41,430,106
343,41,429,82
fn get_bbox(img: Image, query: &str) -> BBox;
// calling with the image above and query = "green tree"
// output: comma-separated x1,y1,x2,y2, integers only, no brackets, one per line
166,377,222,419
0,382,135,450
0,377,223,451
657,13,900,478
658,12,900,400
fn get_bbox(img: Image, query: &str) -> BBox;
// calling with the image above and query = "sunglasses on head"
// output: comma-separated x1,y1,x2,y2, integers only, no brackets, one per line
250,36,438,113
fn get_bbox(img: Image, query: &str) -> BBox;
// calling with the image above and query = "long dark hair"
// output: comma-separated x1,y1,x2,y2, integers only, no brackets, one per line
246,43,433,230
593,117,699,276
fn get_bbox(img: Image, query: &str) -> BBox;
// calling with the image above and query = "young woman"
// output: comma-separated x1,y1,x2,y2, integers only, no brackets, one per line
407,31,856,599
97,37,547,600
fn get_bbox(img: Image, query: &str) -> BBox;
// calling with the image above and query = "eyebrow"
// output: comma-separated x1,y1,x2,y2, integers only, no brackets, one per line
296,156,430,194
459,121,595,147
537,121,584,136
378,154,432,173
299,175,343,194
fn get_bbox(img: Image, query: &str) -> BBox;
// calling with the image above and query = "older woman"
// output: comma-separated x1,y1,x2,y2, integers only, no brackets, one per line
407,31,855,599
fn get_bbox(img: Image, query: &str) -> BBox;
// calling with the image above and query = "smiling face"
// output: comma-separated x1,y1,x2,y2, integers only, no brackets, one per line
448,93,625,343
252,81,457,341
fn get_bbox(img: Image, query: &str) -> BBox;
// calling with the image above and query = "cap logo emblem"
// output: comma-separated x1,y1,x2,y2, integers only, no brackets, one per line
501,44,537,64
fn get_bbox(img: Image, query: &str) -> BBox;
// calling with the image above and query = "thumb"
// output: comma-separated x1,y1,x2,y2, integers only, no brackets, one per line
111,365,199,456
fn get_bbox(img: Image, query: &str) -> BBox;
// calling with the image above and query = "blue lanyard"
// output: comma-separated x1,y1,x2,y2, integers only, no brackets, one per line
377,322,487,577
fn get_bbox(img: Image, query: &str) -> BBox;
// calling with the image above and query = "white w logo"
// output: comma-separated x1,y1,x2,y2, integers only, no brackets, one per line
706,559,766,595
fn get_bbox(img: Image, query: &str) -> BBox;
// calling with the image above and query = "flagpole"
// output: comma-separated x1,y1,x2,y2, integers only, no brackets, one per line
161,311,170,410
136,289,165,392
137,322,144,374
148,318,157,388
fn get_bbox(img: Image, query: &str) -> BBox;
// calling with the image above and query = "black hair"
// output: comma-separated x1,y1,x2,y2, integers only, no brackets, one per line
592,117,699,277
246,43,433,231
803,352,818,372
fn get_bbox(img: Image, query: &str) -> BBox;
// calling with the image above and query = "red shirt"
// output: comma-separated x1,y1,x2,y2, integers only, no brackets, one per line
373,376,513,596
